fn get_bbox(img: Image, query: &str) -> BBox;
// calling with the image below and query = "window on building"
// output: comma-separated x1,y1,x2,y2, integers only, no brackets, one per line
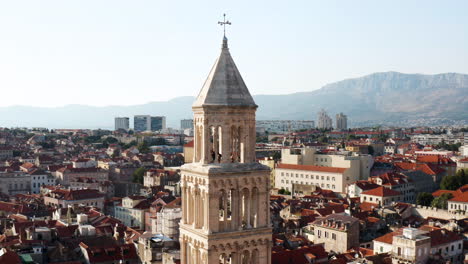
332,177,335,181
332,185,336,190
332,233,336,240
321,176,324,180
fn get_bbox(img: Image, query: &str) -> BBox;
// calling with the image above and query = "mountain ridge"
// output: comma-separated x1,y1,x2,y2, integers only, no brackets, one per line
1,72,467,129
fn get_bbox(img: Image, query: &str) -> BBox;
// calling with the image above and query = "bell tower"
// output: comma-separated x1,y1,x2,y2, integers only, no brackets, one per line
179,32,272,263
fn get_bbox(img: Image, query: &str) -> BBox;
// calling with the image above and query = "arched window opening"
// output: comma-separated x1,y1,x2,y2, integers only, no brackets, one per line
219,190,227,221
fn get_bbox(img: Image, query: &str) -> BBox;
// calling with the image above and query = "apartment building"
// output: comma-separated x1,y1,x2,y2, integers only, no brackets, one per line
114,117,130,131
0,171,31,195
374,226,464,264
115,196,152,229
309,214,359,253
43,188,105,210
275,147,372,193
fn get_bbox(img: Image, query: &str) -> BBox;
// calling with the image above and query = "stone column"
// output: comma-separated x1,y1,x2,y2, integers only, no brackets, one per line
202,124,210,164
213,127,219,162
209,191,219,232
182,186,187,224
249,124,256,162
223,191,228,225
231,251,240,264
221,125,231,163
203,191,209,231
231,189,239,230
194,190,199,228
246,189,251,228
180,237,187,264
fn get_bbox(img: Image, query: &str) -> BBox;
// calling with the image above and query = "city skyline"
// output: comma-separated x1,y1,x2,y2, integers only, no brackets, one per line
1,1,468,107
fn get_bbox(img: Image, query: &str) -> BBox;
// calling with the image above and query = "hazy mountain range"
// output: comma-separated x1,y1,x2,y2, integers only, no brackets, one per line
1,72,467,129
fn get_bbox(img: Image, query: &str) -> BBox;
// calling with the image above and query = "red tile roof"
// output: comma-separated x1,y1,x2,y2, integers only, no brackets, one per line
449,192,468,203
272,244,328,264
80,243,138,263
277,163,347,173
353,180,381,191
419,225,464,246
359,202,378,212
361,186,401,197
50,189,104,200
374,229,403,244
432,190,457,197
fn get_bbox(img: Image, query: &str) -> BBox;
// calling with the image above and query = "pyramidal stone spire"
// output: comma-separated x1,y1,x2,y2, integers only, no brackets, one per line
192,37,257,108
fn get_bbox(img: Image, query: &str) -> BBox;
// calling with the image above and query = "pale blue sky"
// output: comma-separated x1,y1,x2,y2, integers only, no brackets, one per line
0,0,467,107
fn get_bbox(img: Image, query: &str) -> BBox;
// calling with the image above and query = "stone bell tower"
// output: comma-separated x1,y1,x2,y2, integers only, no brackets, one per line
179,35,272,264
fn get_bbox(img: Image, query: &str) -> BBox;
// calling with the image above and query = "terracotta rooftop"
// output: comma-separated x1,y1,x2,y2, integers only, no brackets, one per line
361,186,401,197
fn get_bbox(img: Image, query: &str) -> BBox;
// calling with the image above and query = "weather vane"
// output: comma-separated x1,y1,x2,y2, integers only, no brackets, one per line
218,13,231,37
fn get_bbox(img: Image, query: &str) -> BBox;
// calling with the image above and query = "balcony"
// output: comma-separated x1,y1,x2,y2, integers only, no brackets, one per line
391,253,416,262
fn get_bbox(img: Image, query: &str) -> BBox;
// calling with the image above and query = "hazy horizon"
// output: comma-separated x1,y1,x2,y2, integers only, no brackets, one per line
1,1,468,107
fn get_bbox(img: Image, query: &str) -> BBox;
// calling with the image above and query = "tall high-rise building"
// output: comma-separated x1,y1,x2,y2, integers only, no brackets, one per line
134,115,166,132
317,109,333,129
180,36,271,264
335,112,348,131
134,115,151,132
180,119,193,130
150,116,166,131
114,117,129,131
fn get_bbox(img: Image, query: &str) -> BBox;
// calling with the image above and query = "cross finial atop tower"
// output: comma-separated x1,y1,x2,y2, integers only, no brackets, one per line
218,13,231,38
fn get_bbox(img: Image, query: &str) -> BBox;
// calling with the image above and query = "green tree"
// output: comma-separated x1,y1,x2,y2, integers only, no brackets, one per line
132,167,147,184
431,193,453,209
318,136,328,143
416,192,434,206
137,141,150,154
272,152,281,162
456,169,466,178
104,136,118,145
440,173,468,191
440,175,462,190
278,188,285,194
